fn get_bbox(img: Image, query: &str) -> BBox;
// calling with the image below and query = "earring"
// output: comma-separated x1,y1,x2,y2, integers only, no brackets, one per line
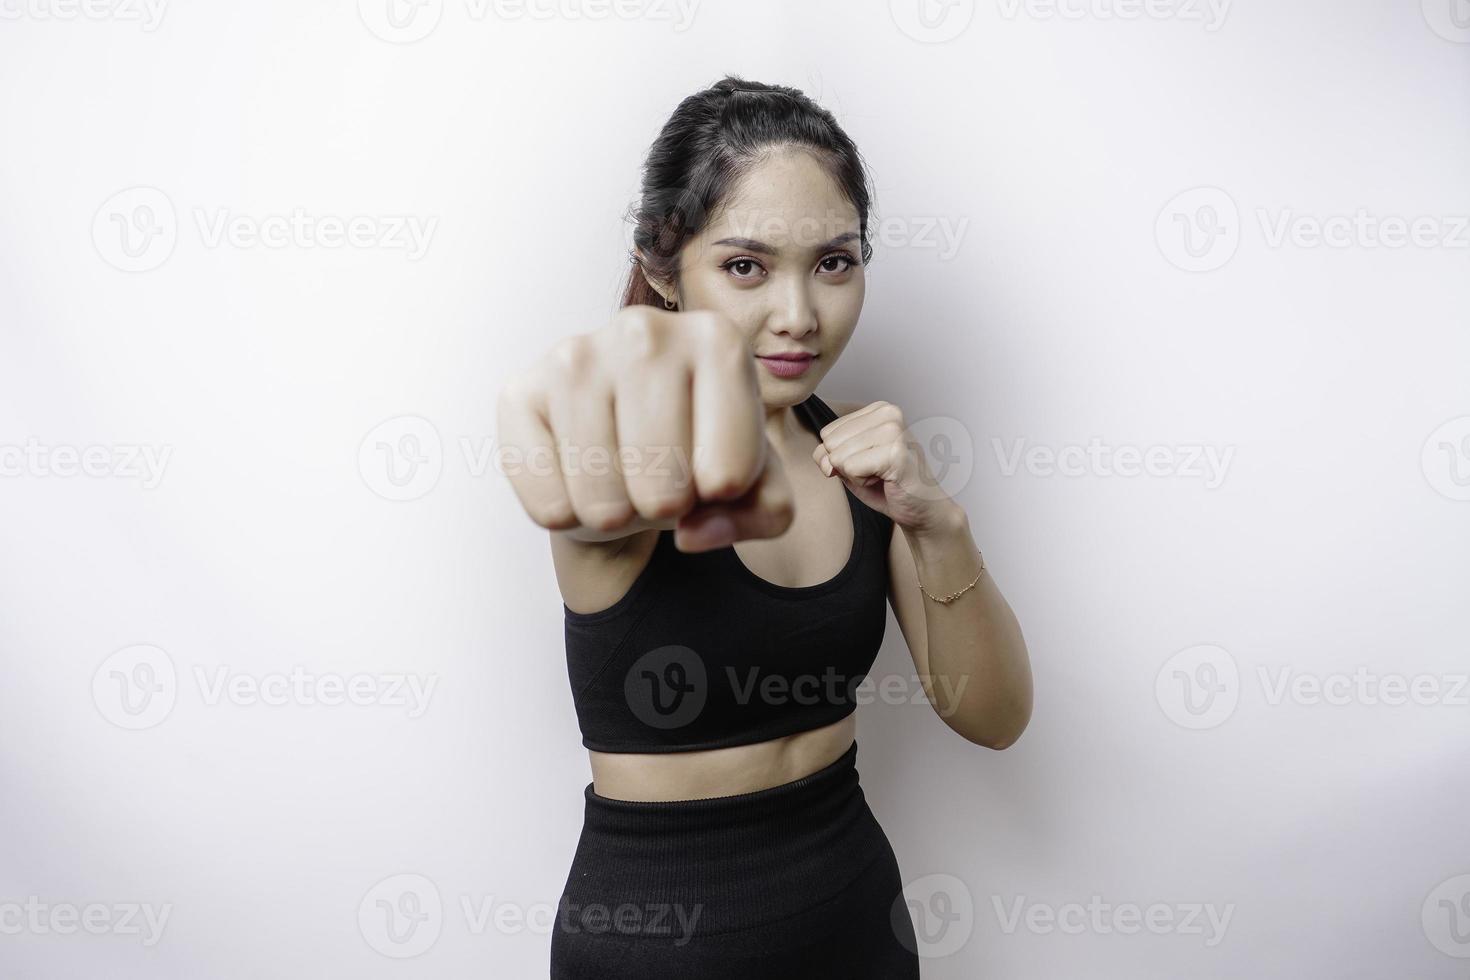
664,297,676,310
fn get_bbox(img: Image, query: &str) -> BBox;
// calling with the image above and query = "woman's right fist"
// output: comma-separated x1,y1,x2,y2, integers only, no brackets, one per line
495,306,796,552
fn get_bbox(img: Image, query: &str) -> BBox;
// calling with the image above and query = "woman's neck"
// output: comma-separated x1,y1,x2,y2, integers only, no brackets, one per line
763,400,812,456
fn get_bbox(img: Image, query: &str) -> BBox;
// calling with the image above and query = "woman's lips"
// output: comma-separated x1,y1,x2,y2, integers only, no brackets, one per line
756,353,816,379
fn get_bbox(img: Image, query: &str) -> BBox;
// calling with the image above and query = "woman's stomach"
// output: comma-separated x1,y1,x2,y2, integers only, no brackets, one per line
587,713,856,802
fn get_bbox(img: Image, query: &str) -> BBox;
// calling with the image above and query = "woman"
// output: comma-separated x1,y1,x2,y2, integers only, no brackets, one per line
496,76,1033,978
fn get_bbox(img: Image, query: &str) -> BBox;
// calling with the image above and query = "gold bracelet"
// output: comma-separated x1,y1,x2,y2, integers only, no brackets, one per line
917,550,985,604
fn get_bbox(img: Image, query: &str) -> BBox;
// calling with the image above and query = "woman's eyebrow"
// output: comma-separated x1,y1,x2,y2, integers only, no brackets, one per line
710,231,860,255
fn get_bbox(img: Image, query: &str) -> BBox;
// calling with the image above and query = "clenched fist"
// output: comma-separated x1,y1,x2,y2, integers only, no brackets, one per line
496,306,796,552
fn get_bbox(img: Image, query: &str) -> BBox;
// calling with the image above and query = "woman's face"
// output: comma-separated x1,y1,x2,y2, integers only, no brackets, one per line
647,148,866,407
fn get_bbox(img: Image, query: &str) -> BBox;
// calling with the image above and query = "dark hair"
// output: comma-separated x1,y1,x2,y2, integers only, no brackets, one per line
621,75,876,311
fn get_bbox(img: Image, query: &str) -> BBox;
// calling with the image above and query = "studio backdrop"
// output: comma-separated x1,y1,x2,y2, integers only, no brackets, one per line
1,1,1466,976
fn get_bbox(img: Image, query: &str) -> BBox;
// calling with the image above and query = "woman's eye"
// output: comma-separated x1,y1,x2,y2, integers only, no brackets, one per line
819,253,856,274
722,253,856,280
723,258,763,279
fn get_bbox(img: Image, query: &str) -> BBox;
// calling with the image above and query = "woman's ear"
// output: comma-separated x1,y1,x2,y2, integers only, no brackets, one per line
635,248,678,307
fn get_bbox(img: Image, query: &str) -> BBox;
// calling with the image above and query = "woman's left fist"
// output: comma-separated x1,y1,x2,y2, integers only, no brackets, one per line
810,400,960,533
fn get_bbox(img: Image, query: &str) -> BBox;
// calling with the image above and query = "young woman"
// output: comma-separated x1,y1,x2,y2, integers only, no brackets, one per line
497,76,1033,978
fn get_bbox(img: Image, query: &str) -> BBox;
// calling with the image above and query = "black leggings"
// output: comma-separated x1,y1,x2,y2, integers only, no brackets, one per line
550,739,921,978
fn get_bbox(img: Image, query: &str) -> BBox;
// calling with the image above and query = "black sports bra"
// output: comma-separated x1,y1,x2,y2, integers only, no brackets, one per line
562,393,895,753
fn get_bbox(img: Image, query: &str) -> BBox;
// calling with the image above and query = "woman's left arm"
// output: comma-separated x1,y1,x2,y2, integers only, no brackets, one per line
815,400,1033,749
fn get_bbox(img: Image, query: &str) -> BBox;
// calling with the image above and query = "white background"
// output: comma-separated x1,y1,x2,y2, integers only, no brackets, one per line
2,0,1468,976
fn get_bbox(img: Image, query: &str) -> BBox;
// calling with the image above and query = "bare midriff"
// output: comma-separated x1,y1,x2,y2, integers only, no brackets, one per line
587,713,856,802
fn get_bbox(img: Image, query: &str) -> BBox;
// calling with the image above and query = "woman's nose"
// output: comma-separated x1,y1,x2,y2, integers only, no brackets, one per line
767,278,818,337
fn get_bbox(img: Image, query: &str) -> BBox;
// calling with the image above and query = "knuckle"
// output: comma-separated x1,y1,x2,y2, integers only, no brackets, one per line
631,486,694,520
612,308,666,358
700,469,751,500
613,305,652,330
527,498,577,529
546,335,593,378
576,500,636,533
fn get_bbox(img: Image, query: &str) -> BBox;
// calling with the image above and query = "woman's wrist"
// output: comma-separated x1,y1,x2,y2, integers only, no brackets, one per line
900,499,970,553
